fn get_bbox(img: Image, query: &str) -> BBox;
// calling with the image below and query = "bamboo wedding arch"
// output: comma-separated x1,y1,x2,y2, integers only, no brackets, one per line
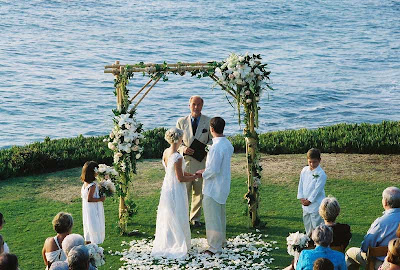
104,55,271,230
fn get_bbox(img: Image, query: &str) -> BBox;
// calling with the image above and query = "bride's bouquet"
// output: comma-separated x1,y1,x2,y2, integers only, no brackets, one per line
286,231,310,256
95,164,117,197
86,243,105,267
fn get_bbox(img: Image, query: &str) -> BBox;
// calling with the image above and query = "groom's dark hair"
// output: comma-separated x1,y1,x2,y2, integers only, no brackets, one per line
210,117,225,134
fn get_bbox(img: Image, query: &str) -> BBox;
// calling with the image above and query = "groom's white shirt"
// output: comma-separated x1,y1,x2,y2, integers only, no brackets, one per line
202,137,234,204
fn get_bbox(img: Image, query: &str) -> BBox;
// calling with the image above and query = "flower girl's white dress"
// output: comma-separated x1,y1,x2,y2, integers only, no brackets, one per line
151,152,191,259
81,182,105,244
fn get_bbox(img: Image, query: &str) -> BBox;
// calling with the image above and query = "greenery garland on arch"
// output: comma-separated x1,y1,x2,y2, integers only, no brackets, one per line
104,53,272,231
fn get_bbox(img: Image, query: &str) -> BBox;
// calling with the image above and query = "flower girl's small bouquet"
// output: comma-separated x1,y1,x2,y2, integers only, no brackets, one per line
95,164,117,197
86,243,105,267
286,231,310,256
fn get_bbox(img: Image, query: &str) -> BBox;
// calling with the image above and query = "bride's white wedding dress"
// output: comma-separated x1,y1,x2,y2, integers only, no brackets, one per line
151,152,191,259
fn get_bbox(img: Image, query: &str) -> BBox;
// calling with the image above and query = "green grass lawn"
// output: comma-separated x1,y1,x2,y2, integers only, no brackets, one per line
0,153,398,269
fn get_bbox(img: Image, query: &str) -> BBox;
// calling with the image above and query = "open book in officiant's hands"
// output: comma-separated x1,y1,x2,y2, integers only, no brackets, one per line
184,139,207,162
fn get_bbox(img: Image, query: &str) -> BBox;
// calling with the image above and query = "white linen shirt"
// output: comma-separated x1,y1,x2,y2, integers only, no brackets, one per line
297,165,326,215
202,136,234,204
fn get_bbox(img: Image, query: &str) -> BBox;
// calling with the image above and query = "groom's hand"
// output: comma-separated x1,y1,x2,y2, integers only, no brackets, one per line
195,169,205,178
184,146,195,155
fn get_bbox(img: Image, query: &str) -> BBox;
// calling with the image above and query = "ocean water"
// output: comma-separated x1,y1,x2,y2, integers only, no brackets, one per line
0,0,399,148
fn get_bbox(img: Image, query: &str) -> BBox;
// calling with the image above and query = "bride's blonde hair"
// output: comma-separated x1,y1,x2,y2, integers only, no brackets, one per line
165,128,184,144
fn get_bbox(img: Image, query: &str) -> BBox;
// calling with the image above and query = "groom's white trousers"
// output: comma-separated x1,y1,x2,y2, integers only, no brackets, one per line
203,195,226,253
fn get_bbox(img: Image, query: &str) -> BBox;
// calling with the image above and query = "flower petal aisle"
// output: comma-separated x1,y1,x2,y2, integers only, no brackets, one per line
111,233,278,269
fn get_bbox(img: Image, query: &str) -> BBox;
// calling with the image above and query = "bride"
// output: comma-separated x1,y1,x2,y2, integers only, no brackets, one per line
151,128,199,259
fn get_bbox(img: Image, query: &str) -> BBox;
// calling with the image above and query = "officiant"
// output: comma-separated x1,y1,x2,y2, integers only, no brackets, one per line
176,95,212,228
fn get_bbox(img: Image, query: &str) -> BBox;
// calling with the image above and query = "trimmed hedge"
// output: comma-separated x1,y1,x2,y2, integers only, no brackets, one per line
1,122,400,180
230,120,400,154
0,128,168,180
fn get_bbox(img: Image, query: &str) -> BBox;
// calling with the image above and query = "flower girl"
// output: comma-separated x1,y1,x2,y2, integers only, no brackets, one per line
81,161,105,245
151,128,198,259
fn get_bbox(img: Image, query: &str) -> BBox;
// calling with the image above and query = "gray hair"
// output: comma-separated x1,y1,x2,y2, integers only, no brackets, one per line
164,128,184,144
62,234,84,257
49,261,69,270
383,187,400,208
189,95,204,104
312,224,333,247
319,196,341,222
67,245,89,270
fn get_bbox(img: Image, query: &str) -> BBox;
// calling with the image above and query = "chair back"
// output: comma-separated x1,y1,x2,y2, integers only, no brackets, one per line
330,245,345,253
366,246,388,270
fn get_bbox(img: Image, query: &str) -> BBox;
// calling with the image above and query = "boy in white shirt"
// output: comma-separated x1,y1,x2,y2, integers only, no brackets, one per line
196,117,234,255
297,148,326,236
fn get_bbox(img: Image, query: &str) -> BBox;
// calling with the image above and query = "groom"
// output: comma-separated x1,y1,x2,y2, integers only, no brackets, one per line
196,117,234,255
176,96,212,227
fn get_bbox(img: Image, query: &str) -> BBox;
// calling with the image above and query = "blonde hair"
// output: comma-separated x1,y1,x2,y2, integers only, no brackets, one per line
388,238,400,266
52,212,73,234
319,196,341,222
165,128,184,144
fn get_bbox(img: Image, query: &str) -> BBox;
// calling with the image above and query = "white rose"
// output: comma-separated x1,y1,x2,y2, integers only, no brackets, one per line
258,75,263,80
109,132,115,139
113,152,122,163
255,96,260,101
233,71,240,78
238,56,244,62
245,90,251,95
120,162,126,171
132,145,140,151
236,79,244,85
246,99,252,104
108,142,116,150
229,73,235,79
136,153,141,159
135,139,140,145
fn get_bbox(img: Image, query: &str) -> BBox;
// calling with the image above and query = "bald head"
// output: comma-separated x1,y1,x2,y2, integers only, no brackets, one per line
189,96,204,118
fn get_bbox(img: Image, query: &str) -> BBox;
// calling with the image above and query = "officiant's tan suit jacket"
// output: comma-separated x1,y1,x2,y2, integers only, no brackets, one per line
177,114,212,222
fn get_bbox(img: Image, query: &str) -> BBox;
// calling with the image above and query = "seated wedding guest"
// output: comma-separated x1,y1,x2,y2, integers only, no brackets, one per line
42,212,73,269
319,196,352,249
0,235,8,256
62,234,97,270
0,214,8,254
49,261,68,270
0,253,19,270
379,224,400,270
62,234,84,258
68,245,90,270
346,187,400,270
379,238,400,270
386,238,400,270
314,258,334,270
296,225,347,270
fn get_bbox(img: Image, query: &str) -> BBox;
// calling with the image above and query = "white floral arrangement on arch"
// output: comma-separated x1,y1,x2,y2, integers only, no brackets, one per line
105,113,144,174
86,243,105,267
95,164,117,197
286,231,310,256
213,52,272,126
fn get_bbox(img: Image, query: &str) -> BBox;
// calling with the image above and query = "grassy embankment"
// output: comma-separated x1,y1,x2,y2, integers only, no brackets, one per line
0,153,398,269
